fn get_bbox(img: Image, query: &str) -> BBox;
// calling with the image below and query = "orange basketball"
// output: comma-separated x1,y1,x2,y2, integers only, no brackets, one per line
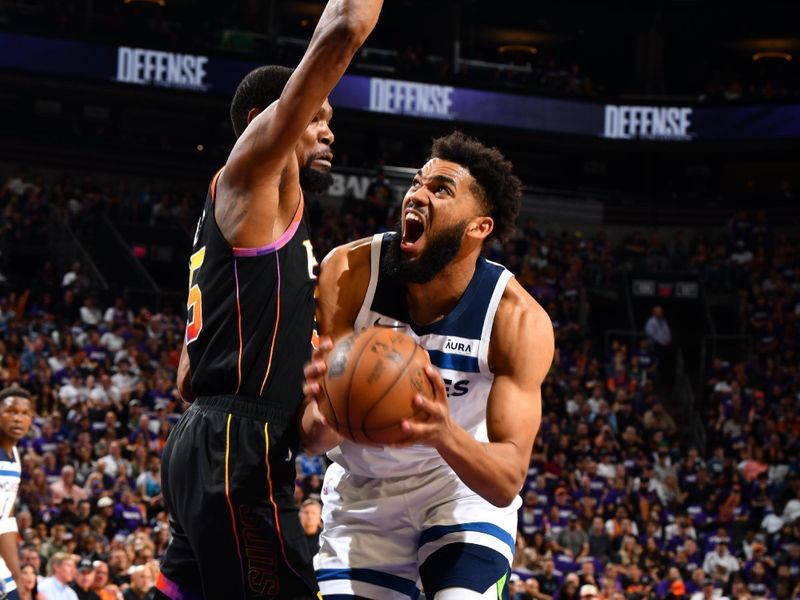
319,326,432,445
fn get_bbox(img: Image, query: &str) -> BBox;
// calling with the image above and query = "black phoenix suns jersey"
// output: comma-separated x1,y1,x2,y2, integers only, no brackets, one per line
185,169,318,402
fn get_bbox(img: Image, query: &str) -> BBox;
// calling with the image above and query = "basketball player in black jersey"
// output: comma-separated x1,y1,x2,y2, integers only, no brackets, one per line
155,2,383,599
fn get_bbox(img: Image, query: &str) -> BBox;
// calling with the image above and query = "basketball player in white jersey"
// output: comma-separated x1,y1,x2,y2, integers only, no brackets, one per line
0,387,34,600
300,131,554,600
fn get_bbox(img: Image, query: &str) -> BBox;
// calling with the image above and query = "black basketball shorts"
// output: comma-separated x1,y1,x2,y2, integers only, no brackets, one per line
156,395,319,600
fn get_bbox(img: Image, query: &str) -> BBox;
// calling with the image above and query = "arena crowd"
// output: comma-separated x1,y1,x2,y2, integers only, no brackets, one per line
0,168,798,599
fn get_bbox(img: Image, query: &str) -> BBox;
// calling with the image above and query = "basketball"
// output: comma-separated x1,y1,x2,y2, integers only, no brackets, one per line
319,326,433,445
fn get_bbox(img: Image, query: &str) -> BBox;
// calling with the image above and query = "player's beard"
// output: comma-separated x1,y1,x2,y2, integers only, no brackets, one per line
299,164,333,194
383,218,467,284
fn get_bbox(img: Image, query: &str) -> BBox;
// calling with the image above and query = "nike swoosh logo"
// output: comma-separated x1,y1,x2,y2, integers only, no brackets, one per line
373,317,404,328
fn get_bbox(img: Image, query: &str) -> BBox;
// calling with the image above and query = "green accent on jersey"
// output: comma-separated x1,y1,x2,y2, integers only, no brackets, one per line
496,572,508,600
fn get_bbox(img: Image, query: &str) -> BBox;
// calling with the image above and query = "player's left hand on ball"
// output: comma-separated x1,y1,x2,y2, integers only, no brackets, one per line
392,365,454,449
301,337,343,451
302,336,334,408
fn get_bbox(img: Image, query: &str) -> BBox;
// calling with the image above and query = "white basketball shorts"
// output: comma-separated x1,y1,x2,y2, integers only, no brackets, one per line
315,462,521,599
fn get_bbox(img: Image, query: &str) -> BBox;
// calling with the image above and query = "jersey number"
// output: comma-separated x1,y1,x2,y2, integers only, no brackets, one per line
303,239,318,280
186,241,312,344
186,246,206,344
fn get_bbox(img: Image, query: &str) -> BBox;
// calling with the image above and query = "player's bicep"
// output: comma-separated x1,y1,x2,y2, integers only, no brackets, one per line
486,291,554,458
485,373,542,454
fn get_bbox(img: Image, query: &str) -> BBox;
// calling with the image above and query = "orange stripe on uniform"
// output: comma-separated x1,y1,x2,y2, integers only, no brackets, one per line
263,422,306,584
224,414,246,588
259,253,281,396
210,167,224,203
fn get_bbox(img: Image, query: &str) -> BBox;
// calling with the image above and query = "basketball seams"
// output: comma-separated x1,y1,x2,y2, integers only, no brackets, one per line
358,341,425,442
319,375,340,433
343,328,383,443
324,329,433,445
403,344,433,424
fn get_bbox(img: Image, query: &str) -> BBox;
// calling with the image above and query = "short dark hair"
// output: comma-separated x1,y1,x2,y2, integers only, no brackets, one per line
430,131,522,241
0,386,31,403
230,66,294,138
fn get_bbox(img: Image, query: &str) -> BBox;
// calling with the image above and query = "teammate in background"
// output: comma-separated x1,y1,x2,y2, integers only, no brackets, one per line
301,132,554,599
0,387,35,600
157,1,383,599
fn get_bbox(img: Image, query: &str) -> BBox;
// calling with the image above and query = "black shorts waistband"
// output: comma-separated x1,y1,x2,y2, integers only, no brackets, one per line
193,394,296,429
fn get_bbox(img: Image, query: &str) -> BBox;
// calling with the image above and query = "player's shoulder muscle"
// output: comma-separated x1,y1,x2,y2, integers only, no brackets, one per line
318,237,373,337
320,237,372,282
490,277,554,380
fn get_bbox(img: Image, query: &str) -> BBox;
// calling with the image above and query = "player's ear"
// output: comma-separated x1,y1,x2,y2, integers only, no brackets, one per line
465,216,493,241
246,107,263,126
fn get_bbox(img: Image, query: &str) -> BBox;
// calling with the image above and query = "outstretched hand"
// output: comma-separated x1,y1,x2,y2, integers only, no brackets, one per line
390,364,456,450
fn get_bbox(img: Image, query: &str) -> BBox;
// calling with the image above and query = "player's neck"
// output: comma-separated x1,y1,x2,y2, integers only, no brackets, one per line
0,437,15,458
405,249,478,326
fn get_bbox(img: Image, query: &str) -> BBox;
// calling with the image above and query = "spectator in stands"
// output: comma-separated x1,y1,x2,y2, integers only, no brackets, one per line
537,559,562,597
703,541,740,580
96,441,125,477
41,524,69,560
299,498,323,555
122,565,154,600
587,515,612,562
112,488,144,535
578,584,598,600
556,515,589,559
61,262,89,295
558,573,580,600
90,561,118,600
79,297,103,327
70,558,99,600
39,552,79,599
512,576,548,600
50,465,88,504
19,563,43,599
644,403,678,437
134,453,161,512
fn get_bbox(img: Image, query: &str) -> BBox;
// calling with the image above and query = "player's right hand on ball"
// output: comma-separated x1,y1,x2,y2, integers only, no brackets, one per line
300,337,343,453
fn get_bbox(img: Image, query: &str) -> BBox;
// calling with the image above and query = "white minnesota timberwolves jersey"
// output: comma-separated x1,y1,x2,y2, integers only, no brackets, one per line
327,233,512,478
0,446,20,519
0,445,20,594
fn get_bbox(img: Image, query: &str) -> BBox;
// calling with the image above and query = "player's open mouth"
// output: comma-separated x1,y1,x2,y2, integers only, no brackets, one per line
401,209,426,253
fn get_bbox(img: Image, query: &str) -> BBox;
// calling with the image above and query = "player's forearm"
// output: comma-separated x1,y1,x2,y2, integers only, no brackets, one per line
0,531,21,585
315,0,383,47
435,425,526,507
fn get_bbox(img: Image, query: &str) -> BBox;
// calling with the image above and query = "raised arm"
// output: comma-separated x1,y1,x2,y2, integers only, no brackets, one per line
222,0,382,195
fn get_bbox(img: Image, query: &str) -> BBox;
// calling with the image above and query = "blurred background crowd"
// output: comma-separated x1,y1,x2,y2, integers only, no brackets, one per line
0,165,798,599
